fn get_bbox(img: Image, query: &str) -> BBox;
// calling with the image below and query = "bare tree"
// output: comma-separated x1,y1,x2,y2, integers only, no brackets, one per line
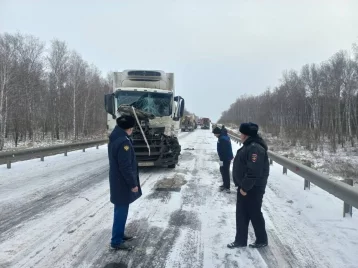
17,34,45,140
47,39,69,140
219,45,358,152
0,33,19,150
68,51,87,139
0,32,112,150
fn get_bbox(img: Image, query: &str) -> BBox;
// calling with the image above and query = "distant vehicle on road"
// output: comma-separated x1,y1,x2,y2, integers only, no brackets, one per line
201,118,211,129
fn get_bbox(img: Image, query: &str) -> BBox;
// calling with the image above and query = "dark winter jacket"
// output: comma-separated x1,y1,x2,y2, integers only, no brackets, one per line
217,131,234,162
108,126,142,205
232,135,269,192
221,127,228,135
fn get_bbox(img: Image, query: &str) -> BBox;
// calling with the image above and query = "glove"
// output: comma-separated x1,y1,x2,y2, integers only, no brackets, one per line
219,161,223,167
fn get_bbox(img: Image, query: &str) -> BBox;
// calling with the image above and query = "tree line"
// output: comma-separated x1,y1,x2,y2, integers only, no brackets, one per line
219,44,358,152
0,32,112,150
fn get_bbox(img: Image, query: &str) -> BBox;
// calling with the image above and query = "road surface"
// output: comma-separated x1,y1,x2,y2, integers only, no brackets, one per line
1,130,357,268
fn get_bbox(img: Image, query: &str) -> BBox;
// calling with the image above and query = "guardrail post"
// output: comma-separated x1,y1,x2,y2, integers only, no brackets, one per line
96,145,99,149
83,148,86,152
304,162,312,192
343,179,353,217
64,150,67,156
41,156,44,161
269,158,273,165
283,166,287,174
7,160,11,169
304,179,310,190
282,154,288,175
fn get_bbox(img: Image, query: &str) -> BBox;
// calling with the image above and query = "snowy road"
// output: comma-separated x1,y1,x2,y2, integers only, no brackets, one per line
1,130,358,268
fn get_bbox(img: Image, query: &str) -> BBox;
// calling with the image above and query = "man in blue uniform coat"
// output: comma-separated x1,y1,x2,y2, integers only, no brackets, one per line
108,115,142,251
213,126,234,193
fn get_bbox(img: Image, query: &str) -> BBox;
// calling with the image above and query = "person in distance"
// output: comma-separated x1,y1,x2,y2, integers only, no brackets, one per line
213,126,234,193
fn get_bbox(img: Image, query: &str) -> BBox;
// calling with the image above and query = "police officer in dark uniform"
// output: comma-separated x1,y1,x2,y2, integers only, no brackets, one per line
228,122,269,249
108,115,142,251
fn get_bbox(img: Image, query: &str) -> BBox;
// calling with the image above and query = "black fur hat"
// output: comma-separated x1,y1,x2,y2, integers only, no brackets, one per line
239,122,259,136
212,127,221,134
116,115,136,130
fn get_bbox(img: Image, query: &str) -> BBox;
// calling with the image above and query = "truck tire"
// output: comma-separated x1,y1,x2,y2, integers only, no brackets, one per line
168,164,176,168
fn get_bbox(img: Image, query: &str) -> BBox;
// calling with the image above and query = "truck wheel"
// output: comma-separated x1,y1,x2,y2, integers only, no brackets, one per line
168,164,176,168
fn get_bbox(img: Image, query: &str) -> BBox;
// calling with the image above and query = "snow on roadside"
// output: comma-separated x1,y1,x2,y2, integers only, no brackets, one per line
1,134,106,152
226,125,358,184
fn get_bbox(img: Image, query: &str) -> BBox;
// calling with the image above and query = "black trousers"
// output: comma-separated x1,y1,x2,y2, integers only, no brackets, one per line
219,161,231,189
235,186,268,245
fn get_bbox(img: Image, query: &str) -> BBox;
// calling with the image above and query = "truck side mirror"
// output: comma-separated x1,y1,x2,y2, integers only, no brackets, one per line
179,98,185,117
173,96,185,121
104,94,116,119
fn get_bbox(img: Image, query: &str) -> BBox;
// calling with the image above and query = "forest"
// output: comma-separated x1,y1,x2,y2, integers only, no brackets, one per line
0,32,111,150
219,45,358,152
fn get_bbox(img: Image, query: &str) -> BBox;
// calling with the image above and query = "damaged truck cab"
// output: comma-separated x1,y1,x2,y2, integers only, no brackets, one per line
104,70,185,168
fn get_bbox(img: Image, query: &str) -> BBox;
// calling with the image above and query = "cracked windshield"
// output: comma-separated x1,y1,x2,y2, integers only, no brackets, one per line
117,91,172,117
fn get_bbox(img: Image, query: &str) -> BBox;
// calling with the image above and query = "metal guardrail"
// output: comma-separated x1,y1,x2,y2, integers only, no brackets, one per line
228,132,358,217
0,139,108,169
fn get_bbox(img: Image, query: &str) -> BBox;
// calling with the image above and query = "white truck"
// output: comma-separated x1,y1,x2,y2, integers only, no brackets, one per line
104,70,185,168
181,115,196,132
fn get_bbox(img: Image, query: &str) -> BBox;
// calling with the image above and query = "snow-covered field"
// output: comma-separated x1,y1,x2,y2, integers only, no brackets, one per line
0,129,357,268
226,125,358,184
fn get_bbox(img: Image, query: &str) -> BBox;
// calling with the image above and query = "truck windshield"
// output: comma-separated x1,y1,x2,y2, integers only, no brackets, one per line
116,91,172,117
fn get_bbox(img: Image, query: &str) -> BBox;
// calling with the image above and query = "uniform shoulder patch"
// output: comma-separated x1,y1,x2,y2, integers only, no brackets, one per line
251,153,258,162
124,145,130,151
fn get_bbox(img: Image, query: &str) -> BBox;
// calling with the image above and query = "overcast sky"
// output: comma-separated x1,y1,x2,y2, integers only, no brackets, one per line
1,0,358,121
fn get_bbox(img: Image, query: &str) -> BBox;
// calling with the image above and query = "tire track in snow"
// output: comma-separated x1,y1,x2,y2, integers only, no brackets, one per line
2,130,325,268
65,132,199,267
0,166,108,240
259,182,333,268
73,169,180,268
177,130,194,140
0,165,157,268
87,132,202,267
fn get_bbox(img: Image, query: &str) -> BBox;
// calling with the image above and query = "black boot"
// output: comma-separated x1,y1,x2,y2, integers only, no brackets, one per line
227,241,247,249
249,242,268,248
110,242,134,251
123,234,135,241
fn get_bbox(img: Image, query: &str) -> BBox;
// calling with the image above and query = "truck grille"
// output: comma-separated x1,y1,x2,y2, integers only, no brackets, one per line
132,138,163,162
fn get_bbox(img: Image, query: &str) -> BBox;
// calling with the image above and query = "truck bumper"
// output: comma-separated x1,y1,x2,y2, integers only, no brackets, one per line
133,137,180,167
138,156,178,167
